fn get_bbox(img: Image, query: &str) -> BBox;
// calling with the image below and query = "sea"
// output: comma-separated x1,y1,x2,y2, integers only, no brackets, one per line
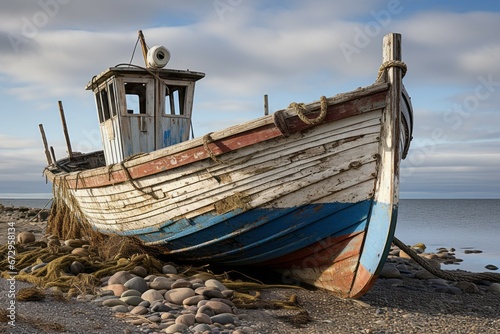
1,198,499,273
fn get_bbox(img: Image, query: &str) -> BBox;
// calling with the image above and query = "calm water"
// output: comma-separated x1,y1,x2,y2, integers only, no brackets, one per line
2,198,499,272
0,198,53,209
396,199,500,272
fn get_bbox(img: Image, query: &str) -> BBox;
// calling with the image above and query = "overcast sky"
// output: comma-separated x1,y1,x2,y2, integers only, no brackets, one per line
0,0,499,199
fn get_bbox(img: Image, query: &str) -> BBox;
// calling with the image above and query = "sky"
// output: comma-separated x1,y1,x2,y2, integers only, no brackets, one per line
0,0,499,199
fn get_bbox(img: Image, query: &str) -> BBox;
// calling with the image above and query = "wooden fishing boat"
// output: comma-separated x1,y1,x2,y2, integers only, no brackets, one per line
41,32,413,298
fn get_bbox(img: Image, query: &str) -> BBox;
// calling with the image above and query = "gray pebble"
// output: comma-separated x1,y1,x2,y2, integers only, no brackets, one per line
162,264,178,275
141,289,164,303
205,300,233,314
70,261,85,275
164,323,188,333
164,287,195,304
175,313,195,326
124,276,148,293
211,313,235,325
103,298,128,307
120,295,144,306
130,305,148,315
110,305,129,313
488,282,500,294
108,271,133,285
149,276,174,290
205,279,227,291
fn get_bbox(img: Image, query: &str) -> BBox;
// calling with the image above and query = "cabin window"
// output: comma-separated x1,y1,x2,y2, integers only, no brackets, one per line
164,85,187,116
108,82,117,117
125,82,147,115
95,86,111,123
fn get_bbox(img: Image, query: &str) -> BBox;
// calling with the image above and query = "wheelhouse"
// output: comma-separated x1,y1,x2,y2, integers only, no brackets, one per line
85,66,205,165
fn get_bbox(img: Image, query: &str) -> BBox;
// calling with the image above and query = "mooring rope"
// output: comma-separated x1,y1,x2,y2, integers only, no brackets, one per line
376,60,407,82
288,96,328,126
392,236,500,283
203,132,228,164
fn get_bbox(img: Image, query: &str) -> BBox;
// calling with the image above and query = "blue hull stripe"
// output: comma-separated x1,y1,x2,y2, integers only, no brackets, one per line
104,199,375,265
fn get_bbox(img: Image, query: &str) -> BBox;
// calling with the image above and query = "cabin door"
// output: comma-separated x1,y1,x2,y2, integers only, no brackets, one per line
118,78,155,160
157,80,195,148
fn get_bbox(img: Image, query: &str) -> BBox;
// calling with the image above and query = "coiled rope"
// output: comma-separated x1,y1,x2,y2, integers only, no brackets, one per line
393,236,500,283
289,96,328,125
376,60,407,82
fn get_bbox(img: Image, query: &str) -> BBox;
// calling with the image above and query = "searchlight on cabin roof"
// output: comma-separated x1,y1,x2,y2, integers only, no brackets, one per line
147,45,170,68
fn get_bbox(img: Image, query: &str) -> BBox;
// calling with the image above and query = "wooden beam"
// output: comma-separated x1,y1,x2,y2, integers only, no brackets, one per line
58,100,73,159
38,124,53,165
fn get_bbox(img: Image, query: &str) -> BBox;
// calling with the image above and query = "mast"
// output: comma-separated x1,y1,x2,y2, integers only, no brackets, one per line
138,30,149,67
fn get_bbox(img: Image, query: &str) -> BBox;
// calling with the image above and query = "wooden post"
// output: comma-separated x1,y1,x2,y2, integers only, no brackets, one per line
264,94,269,116
58,100,73,159
138,30,149,67
50,146,57,164
38,124,53,165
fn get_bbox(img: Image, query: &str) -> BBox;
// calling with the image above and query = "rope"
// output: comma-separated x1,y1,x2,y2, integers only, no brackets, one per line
203,132,227,164
289,96,328,126
376,60,407,82
392,236,500,283
28,198,53,222
120,161,159,200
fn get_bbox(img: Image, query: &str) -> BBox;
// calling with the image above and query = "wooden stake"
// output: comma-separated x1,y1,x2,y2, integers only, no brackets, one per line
38,124,53,165
50,146,56,164
58,100,73,159
264,94,269,116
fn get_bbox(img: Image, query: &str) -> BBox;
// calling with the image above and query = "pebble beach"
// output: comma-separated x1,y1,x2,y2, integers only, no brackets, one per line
1,205,499,334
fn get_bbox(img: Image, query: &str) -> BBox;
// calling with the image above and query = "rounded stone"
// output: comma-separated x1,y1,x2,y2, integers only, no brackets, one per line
485,264,498,271
149,277,174,290
205,279,227,291
222,290,234,299
205,300,233,314
488,282,500,294
120,295,144,306
71,248,89,257
202,288,225,299
103,298,128,307
193,324,212,332
183,294,206,306
414,270,436,280
164,323,188,334
102,284,128,297
17,231,36,244
108,271,134,285
150,301,172,312
130,305,148,315
131,266,148,277
124,277,148,293
121,289,142,297
456,281,480,294
195,312,212,324
65,239,84,248
175,313,195,326
141,289,164,303
162,264,178,275
211,313,235,325
379,266,401,279
171,279,192,289
110,305,129,313
70,261,85,275
164,288,195,305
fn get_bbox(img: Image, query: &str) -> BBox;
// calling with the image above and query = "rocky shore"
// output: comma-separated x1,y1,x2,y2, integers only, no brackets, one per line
1,205,499,334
